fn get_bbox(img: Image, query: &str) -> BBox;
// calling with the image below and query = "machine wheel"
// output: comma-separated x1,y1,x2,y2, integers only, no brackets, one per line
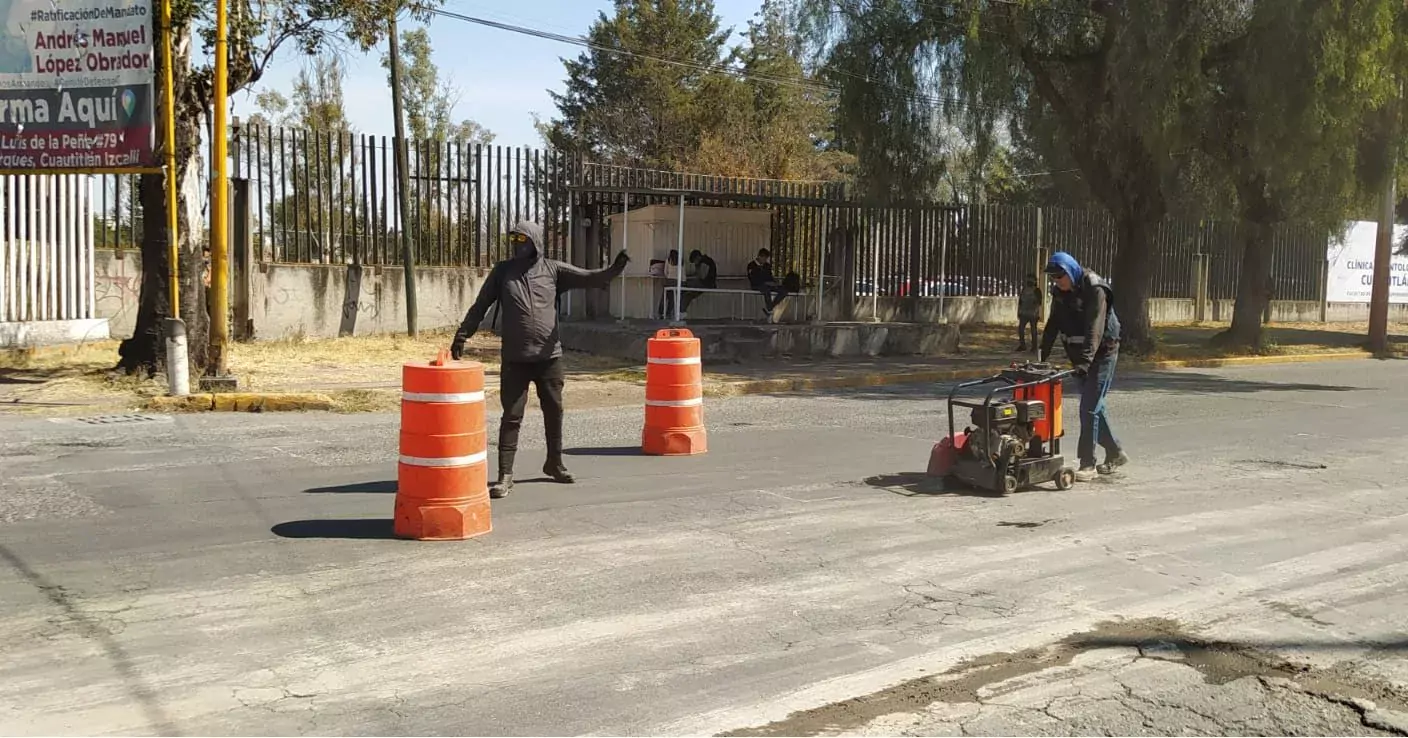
1055,468,1076,491
1002,475,1019,495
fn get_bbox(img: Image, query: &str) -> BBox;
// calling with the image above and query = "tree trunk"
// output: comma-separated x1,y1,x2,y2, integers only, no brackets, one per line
1110,215,1156,355
113,28,209,376
1217,219,1275,349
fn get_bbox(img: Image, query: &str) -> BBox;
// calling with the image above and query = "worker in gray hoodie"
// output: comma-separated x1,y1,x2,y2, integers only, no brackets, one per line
451,221,630,498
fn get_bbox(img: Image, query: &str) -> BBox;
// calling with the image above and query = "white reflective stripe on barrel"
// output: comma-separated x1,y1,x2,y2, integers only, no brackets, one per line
647,356,701,365
402,390,486,403
399,451,489,468
645,397,704,408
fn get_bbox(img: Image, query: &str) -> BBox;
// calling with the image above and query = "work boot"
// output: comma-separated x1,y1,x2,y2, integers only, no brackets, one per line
489,474,514,499
1098,451,1130,475
1074,465,1099,483
543,458,575,484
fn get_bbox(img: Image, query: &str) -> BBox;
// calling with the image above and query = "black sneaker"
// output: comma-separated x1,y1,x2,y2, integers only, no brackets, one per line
489,475,514,499
1098,451,1130,475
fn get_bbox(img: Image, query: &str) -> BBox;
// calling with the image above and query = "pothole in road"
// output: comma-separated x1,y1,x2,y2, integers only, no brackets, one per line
724,617,1408,737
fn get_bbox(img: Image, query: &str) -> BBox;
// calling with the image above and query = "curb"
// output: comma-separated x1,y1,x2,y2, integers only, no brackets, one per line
711,350,1375,396
147,392,336,413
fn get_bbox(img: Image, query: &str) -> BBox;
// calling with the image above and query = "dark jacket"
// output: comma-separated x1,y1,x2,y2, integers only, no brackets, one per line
1017,285,1042,320
1040,270,1121,372
694,254,718,288
454,221,626,363
747,259,775,290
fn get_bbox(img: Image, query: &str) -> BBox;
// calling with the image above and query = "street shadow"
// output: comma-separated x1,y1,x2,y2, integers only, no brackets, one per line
0,369,46,385
303,480,396,494
271,519,397,540
564,446,644,457
863,472,1006,499
0,545,179,736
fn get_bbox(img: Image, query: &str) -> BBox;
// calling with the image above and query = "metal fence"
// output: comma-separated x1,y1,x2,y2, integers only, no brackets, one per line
86,124,1329,303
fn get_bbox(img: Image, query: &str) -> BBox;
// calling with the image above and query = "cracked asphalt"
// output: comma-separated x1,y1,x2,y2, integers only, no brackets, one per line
1,359,1406,736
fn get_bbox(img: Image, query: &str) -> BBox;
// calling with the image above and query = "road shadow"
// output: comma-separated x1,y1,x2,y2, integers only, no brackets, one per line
863,472,1007,499
564,446,644,457
304,480,396,494
0,545,179,735
271,519,397,540
0,369,47,386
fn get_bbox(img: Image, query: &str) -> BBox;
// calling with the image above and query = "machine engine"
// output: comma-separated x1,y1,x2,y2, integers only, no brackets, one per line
964,399,1046,465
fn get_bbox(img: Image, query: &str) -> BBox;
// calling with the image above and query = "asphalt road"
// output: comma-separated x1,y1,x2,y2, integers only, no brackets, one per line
1,360,1406,736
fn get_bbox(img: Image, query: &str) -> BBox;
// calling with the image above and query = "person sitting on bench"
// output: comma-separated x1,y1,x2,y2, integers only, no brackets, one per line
661,249,719,319
747,248,788,321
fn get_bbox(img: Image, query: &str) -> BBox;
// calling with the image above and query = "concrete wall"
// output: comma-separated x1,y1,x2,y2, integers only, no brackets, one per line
95,250,489,340
93,248,1408,342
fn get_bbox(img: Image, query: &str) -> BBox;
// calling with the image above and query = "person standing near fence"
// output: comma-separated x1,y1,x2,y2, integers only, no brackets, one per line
1038,251,1129,483
450,221,630,498
1016,274,1042,352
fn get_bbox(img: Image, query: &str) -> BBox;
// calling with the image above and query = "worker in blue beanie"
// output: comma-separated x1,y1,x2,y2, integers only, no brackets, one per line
1039,251,1129,481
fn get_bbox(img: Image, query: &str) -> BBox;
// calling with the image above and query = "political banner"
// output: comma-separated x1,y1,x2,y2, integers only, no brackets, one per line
0,0,155,172
1325,220,1408,304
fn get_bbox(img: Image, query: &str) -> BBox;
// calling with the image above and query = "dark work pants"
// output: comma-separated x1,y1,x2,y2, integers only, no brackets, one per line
757,284,788,311
497,358,565,476
1077,347,1122,467
1017,316,1038,348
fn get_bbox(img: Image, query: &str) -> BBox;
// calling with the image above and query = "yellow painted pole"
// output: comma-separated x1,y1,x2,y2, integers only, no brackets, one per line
160,0,189,396
207,0,231,380
161,0,178,314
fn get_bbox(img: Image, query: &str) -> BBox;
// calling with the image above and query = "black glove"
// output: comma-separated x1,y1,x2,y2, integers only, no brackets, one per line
613,250,631,267
450,339,465,361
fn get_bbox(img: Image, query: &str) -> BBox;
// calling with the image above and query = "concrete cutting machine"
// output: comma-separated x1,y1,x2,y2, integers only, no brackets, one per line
929,362,1076,494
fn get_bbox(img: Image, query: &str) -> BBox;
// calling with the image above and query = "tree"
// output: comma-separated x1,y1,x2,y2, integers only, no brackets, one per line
689,0,853,181
379,26,494,263
802,0,1226,352
248,55,357,262
1201,0,1405,348
546,0,733,170
118,0,444,376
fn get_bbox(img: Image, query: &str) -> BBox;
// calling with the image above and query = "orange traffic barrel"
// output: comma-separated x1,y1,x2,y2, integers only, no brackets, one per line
642,328,707,456
394,350,491,540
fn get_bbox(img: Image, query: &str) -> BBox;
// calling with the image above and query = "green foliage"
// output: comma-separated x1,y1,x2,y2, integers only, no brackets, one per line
546,0,733,170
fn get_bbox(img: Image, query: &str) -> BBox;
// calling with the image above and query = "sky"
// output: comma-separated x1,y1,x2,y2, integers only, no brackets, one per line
231,0,769,149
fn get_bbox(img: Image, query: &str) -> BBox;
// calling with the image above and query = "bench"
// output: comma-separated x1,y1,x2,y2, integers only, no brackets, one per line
659,281,811,323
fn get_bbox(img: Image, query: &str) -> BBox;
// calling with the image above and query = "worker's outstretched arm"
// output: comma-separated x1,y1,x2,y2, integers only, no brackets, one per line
554,251,630,291
1076,285,1108,373
450,264,504,359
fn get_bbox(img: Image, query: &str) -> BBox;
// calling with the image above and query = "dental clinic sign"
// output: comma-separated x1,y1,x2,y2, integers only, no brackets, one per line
1326,220,1408,304
0,0,155,172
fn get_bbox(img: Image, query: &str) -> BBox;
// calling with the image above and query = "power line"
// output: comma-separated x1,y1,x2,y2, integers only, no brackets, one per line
424,6,992,117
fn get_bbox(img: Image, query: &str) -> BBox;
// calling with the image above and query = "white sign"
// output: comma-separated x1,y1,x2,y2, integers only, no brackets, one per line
1326,220,1408,304
0,0,155,171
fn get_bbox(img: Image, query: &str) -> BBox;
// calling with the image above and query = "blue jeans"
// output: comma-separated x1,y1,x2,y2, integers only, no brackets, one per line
1077,349,1122,467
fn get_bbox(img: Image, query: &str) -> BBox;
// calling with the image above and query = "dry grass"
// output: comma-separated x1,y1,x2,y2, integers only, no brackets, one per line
0,330,643,415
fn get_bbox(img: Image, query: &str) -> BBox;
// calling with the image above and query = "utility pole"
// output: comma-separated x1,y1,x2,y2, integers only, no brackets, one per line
202,0,236,389
1369,84,1401,356
388,10,419,337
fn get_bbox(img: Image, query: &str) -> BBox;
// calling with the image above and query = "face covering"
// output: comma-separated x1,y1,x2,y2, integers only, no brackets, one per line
512,239,535,260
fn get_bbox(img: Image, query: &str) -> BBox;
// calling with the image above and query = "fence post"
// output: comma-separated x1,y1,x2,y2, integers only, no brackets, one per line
1318,256,1329,323
1033,208,1045,324
232,177,253,341
908,204,923,322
